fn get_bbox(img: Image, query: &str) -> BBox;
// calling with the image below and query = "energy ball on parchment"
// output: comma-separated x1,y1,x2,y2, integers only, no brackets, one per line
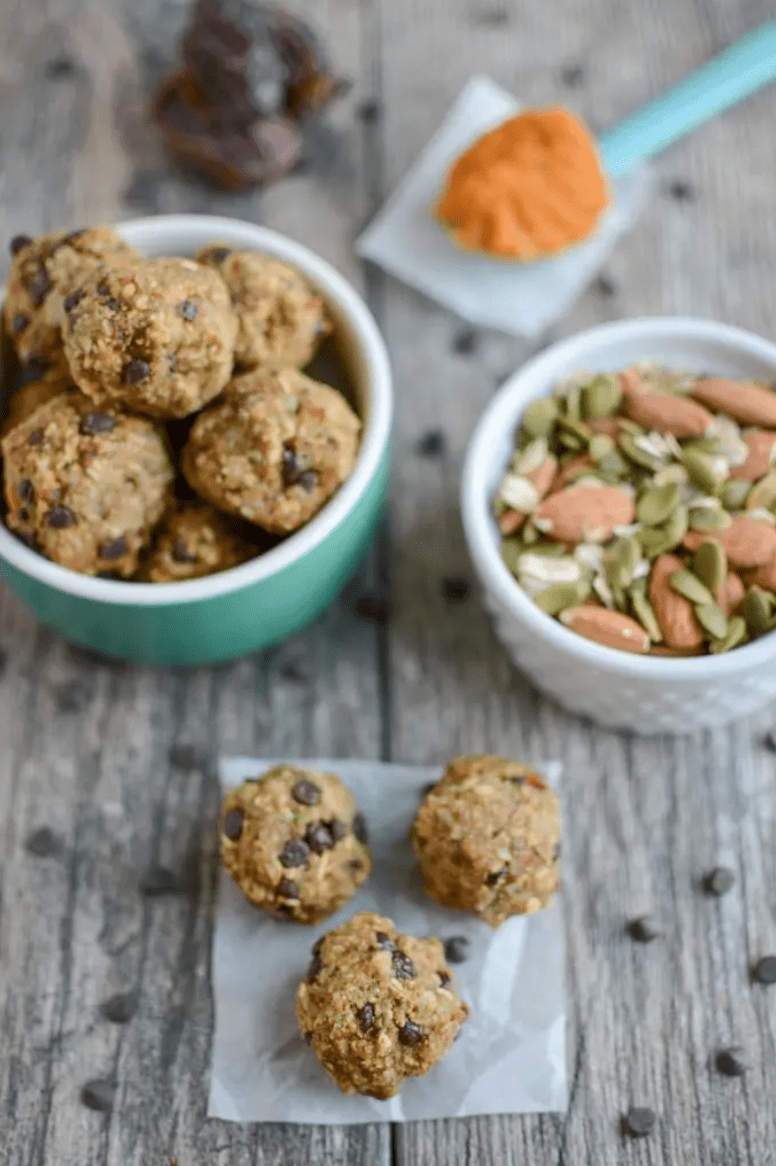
196,243,331,370
0,366,79,437
1,393,174,576
219,765,371,924
296,910,469,1099
62,257,238,418
3,226,140,373
144,501,257,583
411,755,561,928
182,367,360,534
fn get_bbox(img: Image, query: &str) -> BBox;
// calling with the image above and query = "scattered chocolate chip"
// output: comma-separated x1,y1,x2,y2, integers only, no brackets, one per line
122,359,151,384
55,681,89,713
416,428,445,458
443,936,470,964
140,866,180,896
762,730,776,752
329,818,347,843
391,950,416,980
95,281,111,297
45,504,75,529
27,427,44,446
486,866,507,886
303,1029,313,1044
354,593,391,624
349,858,363,874
716,1046,748,1077
9,234,33,256
279,661,308,683
441,576,469,603
625,1107,656,1138
298,469,316,492
17,478,33,503
561,62,585,87
668,179,695,201
281,444,309,489
438,970,451,987
305,820,334,854
291,778,321,806
21,356,50,385
307,950,323,980
357,1002,375,1031
99,537,127,561
352,812,368,845
223,807,244,841
279,837,310,868
594,273,617,297
11,312,28,334
19,508,29,523
171,538,197,563
703,866,735,897
80,1079,115,1113
63,289,84,313
452,325,479,356
25,826,61,857
101,992,138,1024
274,902,295,917
179,299,198,320
208,247,231,262
753,955,776,984
627,915,661,943
277,877,299,898
26,267,52,306
357,98,382,123
169,743,200,769
46,56,78,79
398,1020,424,1046
375,931,394,949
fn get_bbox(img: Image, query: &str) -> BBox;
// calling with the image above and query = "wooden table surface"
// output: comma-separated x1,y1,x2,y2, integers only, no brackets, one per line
2,1,776,1163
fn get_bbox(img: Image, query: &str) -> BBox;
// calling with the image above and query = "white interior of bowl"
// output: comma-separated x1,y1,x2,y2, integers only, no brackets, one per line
0,214,393,605
461,317,776,677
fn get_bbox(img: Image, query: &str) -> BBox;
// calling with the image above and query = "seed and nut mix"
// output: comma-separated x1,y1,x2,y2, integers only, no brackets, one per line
495,364,776,656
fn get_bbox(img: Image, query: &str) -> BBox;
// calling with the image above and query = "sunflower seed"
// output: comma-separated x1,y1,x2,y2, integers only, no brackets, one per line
692,541,727,596
618,431,661,471
695,600,729,639
742,587,773,637
747,507,776,526
522,397,558,439
706,414,748,466
513,437,549,475
518,554,581,587
498,473,539,512
710,616,748,653
637,482,680,526
669,569,713,605
592,573,615,608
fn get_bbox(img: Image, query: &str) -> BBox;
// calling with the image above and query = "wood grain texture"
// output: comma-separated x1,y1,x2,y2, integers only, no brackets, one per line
1,0,776,1163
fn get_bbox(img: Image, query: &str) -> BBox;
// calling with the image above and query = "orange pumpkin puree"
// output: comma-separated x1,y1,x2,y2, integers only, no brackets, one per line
435,107,610,261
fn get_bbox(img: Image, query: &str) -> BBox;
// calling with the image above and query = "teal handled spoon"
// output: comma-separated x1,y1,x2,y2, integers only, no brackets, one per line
598,21,776,177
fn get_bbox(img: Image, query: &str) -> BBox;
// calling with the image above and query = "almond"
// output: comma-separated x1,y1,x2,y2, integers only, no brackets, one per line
728,430,776,481
560,605,650,653
618,368,641,396
684,517,776,568
648,645,706,657
693,378,776,428
498,509,525,534
587,415,621,438
533,485,635,544
648,553,705,649
525,453,558,498
720,571,746,615
623,389,713,438
749,552,776,590
552,454,594,490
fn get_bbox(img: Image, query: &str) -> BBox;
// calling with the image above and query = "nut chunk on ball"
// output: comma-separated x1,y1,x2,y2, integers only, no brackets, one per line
296,911,468,1098
411,755,561,927
219,765,371,924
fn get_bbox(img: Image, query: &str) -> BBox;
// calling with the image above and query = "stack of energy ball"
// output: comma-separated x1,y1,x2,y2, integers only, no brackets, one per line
1,226,360,581
220,754,561,1099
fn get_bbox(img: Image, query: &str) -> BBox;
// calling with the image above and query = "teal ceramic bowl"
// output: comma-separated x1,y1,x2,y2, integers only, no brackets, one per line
0,214,393,666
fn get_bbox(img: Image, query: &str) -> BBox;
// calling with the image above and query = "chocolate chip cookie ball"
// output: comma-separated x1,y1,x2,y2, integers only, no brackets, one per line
196,244,330,370
1,393,174,576
144,501,257,582
182,368,360,534
3,227,140,374
62,257,238,418
219,765,371,924
411,755,561,928
296,911,469,1099
0,366,78,437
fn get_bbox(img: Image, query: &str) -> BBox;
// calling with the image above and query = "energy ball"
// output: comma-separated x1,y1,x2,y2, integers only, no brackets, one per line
219,765,371,924
196,244,330,370
144,501,257,582
1,393,174,576
3,227,140,372
411,755,561,927
62,257,238,418
182,367,360,534
296,911,468,1099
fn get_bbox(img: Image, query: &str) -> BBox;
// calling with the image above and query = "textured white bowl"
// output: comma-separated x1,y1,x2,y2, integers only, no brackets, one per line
461,318,776,733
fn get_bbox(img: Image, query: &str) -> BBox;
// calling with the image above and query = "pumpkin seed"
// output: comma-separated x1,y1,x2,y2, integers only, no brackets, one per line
662,504,689,545
682,448,722,495
605,536,641,590
534,580,591,616
653,463,689,488
709,616,748,654
618,431,661,471
742,587,773,637
637,482,680,526
521,541,568,557
629,585,663,642
669,569,713,606
500,539,522,575
582,372,621,419
722,480,752,510
618,418,645,436
695,601,729,639
589,433,615,461
688,505,732,532
597,450,630,479
683,436,721,456
522,397,558,439
745,469,776,512
692,540,727,596
521,520,539,545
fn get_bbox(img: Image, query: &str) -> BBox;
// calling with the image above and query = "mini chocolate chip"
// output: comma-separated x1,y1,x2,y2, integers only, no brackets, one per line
594,274,617,297
352,812,368,844
61,229,85,245
96,281,110,297
357,1002,375,1030
561,62,585,87
27,427,44,446
291,778,321,806
79,411,116,436
486,866,507,886
307,951,322,980
303,1030,313,1044
9,234,33,256
140,866,180,895
208,247,231,262
329,818,347,843
27,267,52,306
17,478,33,503
97,571,123,580
398,1020,424,1046
80,1079,115,1112
452,326,479,356
753,955,776,984
122,359,151,384
443,936,470,964
305,820,334,854
169,743,200,769
179,299,198,320
11,312,28,334
421,781,437,796
439,970,451,987
63,289,84,313
279,837,310,868
168,352,178,374
101,992,138,1024
19,508,29,523
354,593,391,624
281,444,309,489
357,98,382,122
99,537,127,561
703,866,735,897
553,843,561,861
349,858,363,874
45,505,75,529
625,1107,656,1138
375,931,395,949
716,1047,748,1077
298,470,317,492
416,429,446,458
277,877,299,898
25,826,60,857
627,915,661,943
668,179,695,201
442,576,469,603
222,808,244,841
391,950,416,980
171,538,197,563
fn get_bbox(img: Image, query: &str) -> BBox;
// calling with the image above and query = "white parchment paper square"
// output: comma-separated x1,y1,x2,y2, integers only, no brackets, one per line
209,757,566,1125
356,75,654,337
